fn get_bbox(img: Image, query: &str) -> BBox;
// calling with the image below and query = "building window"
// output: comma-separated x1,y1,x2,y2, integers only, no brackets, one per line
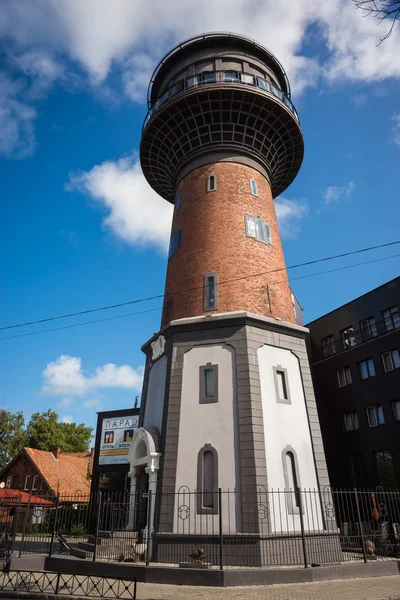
6,476,12,489
366,405,385,427
322,335,335,358
359,358,375,379
282,446,301,514
250,178,258,196
204,272,218,311
207,174,216,192
199,364,218,404
273,366,291,404
168,227,183,258
383,306,400,332
340,326,356,350
349,455,365,488
374,451,397,489
382,349,400,372
32,475,38,490
245,215,272,244
343,411,359,432
337,366,352,387
360,317,377,341
392,399,400,421
175,191,181,210
223,70,239,83
24,475,31,490
197,444,218,514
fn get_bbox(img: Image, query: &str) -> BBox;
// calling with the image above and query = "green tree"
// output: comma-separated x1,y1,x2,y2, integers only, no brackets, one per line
60,422,93,453
25,409,65,451
25,409,92,453
0,409,26,469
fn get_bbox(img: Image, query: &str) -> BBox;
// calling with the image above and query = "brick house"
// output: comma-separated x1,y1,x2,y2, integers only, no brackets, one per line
0,447,93,498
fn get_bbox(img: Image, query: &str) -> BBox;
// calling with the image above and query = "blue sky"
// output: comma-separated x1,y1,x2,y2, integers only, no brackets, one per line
1,0,399,436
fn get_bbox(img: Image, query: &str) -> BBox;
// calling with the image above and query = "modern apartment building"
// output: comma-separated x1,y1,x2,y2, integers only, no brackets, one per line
307,277,400,489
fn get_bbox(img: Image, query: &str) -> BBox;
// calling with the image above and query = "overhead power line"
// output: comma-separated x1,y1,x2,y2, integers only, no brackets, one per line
1,238,399,333
1,251,399,342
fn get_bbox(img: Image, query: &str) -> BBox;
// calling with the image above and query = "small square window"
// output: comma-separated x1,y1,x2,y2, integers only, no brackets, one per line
392,399,400,421
322,335,335,358
382,350,400,372
360,317,377,341
337,366,352,387
359,358,375,380
366,405,385,427
344,411,359,432
6,476,12,489
383,306,400,331
341,326,356,350
199,364,218,404
245,215,272,245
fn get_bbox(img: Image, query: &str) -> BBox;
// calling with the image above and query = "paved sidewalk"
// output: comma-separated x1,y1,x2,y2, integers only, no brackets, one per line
136,575,400,599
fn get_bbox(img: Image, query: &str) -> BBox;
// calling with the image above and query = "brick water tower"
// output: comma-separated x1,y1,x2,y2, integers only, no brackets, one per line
129,33,332,546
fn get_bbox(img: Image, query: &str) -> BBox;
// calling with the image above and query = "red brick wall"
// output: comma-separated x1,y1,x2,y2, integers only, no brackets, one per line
161,162,295,327
0,453,47,493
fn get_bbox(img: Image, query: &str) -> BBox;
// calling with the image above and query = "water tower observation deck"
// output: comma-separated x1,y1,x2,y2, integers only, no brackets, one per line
140,32,304,203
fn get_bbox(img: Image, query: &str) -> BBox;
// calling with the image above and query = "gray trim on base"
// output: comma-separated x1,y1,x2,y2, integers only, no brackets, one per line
44,555,400,588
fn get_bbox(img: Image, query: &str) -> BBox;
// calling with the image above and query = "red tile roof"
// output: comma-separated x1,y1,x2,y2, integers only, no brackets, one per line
0,489,54,505
25,448,91,497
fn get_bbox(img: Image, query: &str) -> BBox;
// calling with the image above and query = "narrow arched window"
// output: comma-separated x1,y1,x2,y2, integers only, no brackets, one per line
197,444,218,514
250,178,258,196
282,446,302,514
207,174,216,192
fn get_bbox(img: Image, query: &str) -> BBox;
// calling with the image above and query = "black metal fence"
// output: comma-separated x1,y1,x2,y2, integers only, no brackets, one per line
0,570,137,599
2,487,400,569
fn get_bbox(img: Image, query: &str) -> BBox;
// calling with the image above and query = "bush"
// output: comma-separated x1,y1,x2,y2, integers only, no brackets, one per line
70,523,87,536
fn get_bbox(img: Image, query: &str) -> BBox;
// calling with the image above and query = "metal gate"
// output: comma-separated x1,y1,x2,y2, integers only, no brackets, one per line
0,490,22,570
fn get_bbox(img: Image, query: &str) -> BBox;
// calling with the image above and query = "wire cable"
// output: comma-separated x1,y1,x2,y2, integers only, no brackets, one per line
1,238,399,332
1,251,398,341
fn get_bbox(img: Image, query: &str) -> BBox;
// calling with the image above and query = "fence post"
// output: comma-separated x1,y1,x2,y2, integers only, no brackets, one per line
18,489,32,558
48,493,60,557
146,490,152,567
55,571,61,595
92,492,101,562
297,488,309,569
354,488,367,564
218,488,223,570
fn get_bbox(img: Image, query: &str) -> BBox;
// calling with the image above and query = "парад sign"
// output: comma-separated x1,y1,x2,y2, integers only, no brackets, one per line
99,415,139,465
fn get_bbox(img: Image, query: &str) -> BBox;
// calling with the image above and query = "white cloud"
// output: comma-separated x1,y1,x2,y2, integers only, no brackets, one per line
83,398,101,409
392,113,400,146
62,415,73,424
322,181,355,206
42,355,144,397
67,155,173,252
1,0,400,155
122,54,154,103
0,74,36,158
275,197,309,238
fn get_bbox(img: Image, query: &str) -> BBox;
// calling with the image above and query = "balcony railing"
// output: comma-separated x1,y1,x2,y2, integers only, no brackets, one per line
142,69,299,131
312,316,400,364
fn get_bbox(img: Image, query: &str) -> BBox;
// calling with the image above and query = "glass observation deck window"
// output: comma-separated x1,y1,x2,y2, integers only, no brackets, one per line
223,71,239,83
199,72,217,85
171,80,184,96
257,77,271,92
241,73,255,85
144,69,300,131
